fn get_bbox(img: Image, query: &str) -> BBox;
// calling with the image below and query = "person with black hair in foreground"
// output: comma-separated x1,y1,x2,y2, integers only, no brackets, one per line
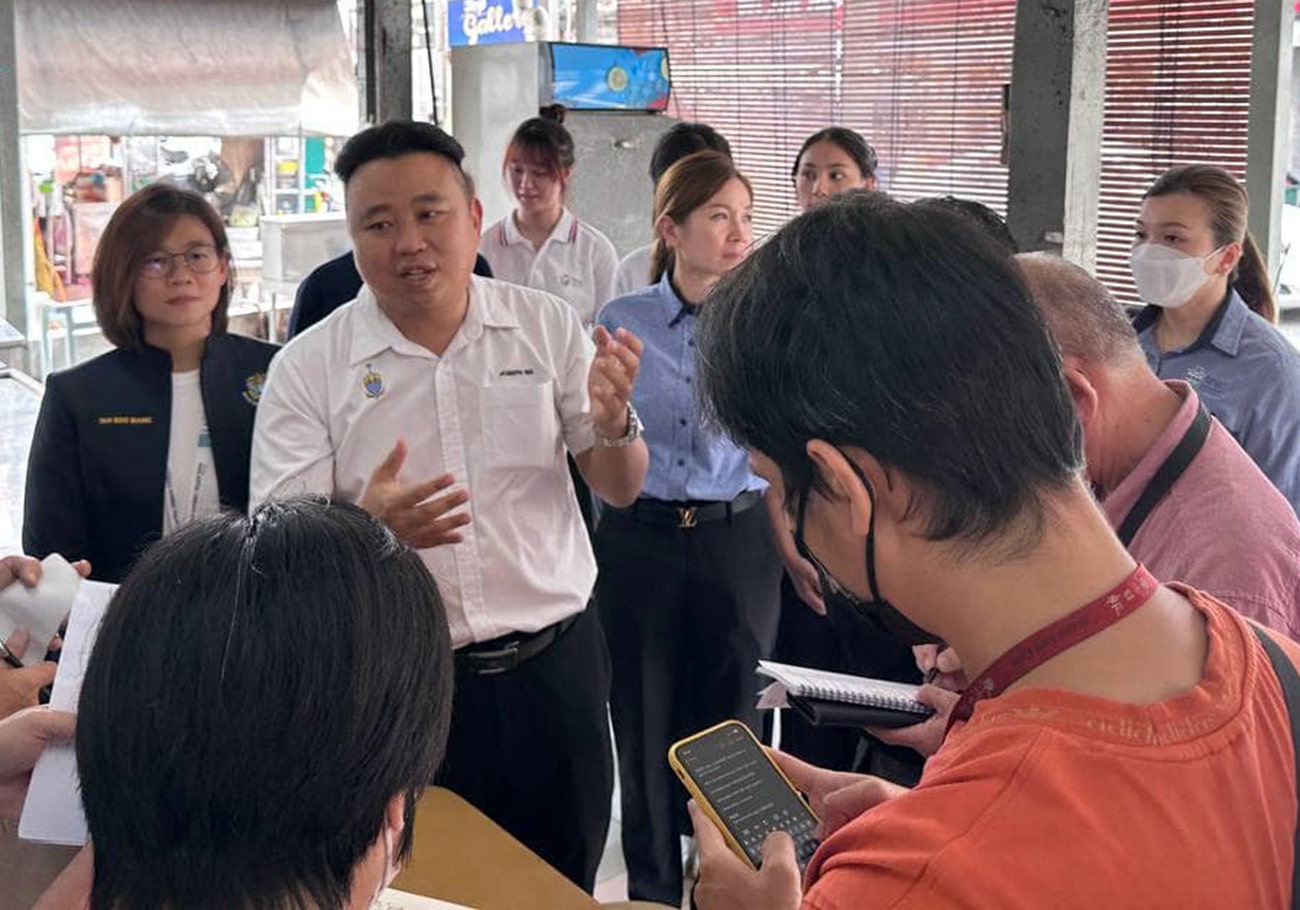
690,192,1300,909
35,498,454,910
928,195,1018,255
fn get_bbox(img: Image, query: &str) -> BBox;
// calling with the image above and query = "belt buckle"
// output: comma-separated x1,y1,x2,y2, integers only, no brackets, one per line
469,641,521,675
677,506,697,529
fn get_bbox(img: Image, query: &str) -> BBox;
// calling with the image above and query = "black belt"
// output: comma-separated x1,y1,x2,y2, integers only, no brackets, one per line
1116,404,1211,546
455,613,579,675
622,489,764,529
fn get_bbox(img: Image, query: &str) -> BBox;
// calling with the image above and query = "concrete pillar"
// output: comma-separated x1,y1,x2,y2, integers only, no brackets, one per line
361,0,413,123
1245,0,1294,284
575,0,601,44
0,0,28,364
1006,0,1108,269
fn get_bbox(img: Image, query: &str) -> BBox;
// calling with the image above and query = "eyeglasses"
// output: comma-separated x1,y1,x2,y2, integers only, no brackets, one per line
140,245,222,279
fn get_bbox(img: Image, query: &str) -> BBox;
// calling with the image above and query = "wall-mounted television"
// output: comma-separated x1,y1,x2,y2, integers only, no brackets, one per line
545,43,671,112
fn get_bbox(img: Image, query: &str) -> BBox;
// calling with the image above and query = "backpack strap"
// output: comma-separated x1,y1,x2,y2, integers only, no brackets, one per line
1251,623,1300,909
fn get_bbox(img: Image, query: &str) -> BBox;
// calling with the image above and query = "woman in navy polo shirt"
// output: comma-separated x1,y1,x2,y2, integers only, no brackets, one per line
1131,164,1300,515
593,151,784,905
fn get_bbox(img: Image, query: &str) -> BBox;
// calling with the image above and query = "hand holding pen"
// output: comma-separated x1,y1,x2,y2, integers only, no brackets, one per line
0,555,90,719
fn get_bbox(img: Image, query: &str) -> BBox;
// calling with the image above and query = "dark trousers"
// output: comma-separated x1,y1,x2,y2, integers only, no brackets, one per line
771,575,863,770
434,606,614,892
596,504,783,905
773,578,927,786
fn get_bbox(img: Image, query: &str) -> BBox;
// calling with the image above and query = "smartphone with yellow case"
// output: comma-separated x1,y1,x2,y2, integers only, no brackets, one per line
668,719,820,871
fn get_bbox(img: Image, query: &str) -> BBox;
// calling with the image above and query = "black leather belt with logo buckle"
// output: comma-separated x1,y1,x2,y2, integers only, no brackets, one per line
622,489,764,529
454,613,580,676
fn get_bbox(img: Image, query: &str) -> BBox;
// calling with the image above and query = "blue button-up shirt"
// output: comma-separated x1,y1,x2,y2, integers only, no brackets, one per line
597,276,764,502
1136,290,1300,516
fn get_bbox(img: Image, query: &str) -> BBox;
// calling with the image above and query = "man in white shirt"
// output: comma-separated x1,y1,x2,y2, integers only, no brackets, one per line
250,121,649,892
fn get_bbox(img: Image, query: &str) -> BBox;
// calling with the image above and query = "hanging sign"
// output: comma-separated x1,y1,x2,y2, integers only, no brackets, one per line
448,1,526,47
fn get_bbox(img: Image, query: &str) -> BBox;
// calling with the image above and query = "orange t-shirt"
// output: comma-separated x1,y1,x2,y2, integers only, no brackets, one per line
802,589,1299,910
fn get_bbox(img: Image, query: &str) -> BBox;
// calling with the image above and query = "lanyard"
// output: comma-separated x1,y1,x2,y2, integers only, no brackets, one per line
1115,404,1211,546
946,564,1159,733
165,461,208,531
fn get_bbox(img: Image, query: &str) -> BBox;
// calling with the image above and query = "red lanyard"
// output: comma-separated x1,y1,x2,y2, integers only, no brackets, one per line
946,564,1159,734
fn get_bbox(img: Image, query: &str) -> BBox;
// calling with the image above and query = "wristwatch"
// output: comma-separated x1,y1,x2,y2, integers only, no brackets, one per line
597,403,643,448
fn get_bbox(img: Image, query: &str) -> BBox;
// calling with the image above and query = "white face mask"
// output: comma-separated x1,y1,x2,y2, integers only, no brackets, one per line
1129,242,1225,309
369,825,397,908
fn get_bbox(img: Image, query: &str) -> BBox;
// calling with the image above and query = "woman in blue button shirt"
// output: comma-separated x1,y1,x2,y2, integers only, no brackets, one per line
594,151,784,905
1131,164,1300,515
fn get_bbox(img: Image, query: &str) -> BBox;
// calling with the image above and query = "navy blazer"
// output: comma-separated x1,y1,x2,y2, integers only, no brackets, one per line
23,332,278,582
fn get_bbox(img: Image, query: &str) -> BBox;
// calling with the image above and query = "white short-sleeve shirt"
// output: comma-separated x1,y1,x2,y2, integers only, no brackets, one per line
613,244,654,299
480,208,619,327
249,276,599,647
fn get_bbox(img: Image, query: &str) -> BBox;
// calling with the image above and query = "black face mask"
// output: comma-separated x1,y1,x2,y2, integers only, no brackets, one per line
793,459,943,648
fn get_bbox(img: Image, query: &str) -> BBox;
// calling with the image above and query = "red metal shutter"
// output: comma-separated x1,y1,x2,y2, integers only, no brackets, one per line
840,1,1017,212
617,0,1257,297
617,1,839,237
1098,0,1255,303
619,1,1018,226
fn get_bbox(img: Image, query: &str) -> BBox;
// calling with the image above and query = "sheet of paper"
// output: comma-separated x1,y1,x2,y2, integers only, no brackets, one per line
0,553,81,666
757,680,789,710
18,579,117,846
375,888,474,909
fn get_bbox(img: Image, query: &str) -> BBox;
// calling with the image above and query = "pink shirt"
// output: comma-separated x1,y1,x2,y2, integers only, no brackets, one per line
1102,381,1300,637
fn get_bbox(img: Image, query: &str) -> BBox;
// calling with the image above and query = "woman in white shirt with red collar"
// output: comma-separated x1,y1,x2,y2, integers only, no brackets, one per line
480,105,619,328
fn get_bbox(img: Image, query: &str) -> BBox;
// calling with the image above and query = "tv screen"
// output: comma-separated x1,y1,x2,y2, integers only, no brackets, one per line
549,43,671,112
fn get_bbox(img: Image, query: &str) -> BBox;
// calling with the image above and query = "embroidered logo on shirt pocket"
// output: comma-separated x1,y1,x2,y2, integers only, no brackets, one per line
482,381,559,470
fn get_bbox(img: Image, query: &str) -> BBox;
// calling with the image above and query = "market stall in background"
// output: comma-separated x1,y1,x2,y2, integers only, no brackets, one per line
14,0,359,376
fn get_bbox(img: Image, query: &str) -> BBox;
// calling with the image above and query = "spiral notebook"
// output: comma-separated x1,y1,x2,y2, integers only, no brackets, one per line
757,660,934,729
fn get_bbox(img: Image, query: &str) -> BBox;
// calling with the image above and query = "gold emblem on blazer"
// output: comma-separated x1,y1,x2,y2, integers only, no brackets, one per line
243,371,266,405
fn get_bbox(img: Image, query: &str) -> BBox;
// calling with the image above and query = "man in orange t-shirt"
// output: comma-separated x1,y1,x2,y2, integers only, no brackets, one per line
689,193,1299,909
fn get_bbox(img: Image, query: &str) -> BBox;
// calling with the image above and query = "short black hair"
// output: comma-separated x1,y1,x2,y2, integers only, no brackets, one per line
697,192,1082,551
335,119,475,198
78,498,454,910
929,195,1018,255
791,128,877,182
650,122,733,184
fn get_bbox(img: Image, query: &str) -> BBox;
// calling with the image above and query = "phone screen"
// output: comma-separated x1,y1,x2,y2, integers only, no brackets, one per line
673,722,819,869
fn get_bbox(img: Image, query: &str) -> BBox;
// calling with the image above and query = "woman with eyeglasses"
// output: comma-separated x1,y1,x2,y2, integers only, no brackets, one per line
23,184,277,583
